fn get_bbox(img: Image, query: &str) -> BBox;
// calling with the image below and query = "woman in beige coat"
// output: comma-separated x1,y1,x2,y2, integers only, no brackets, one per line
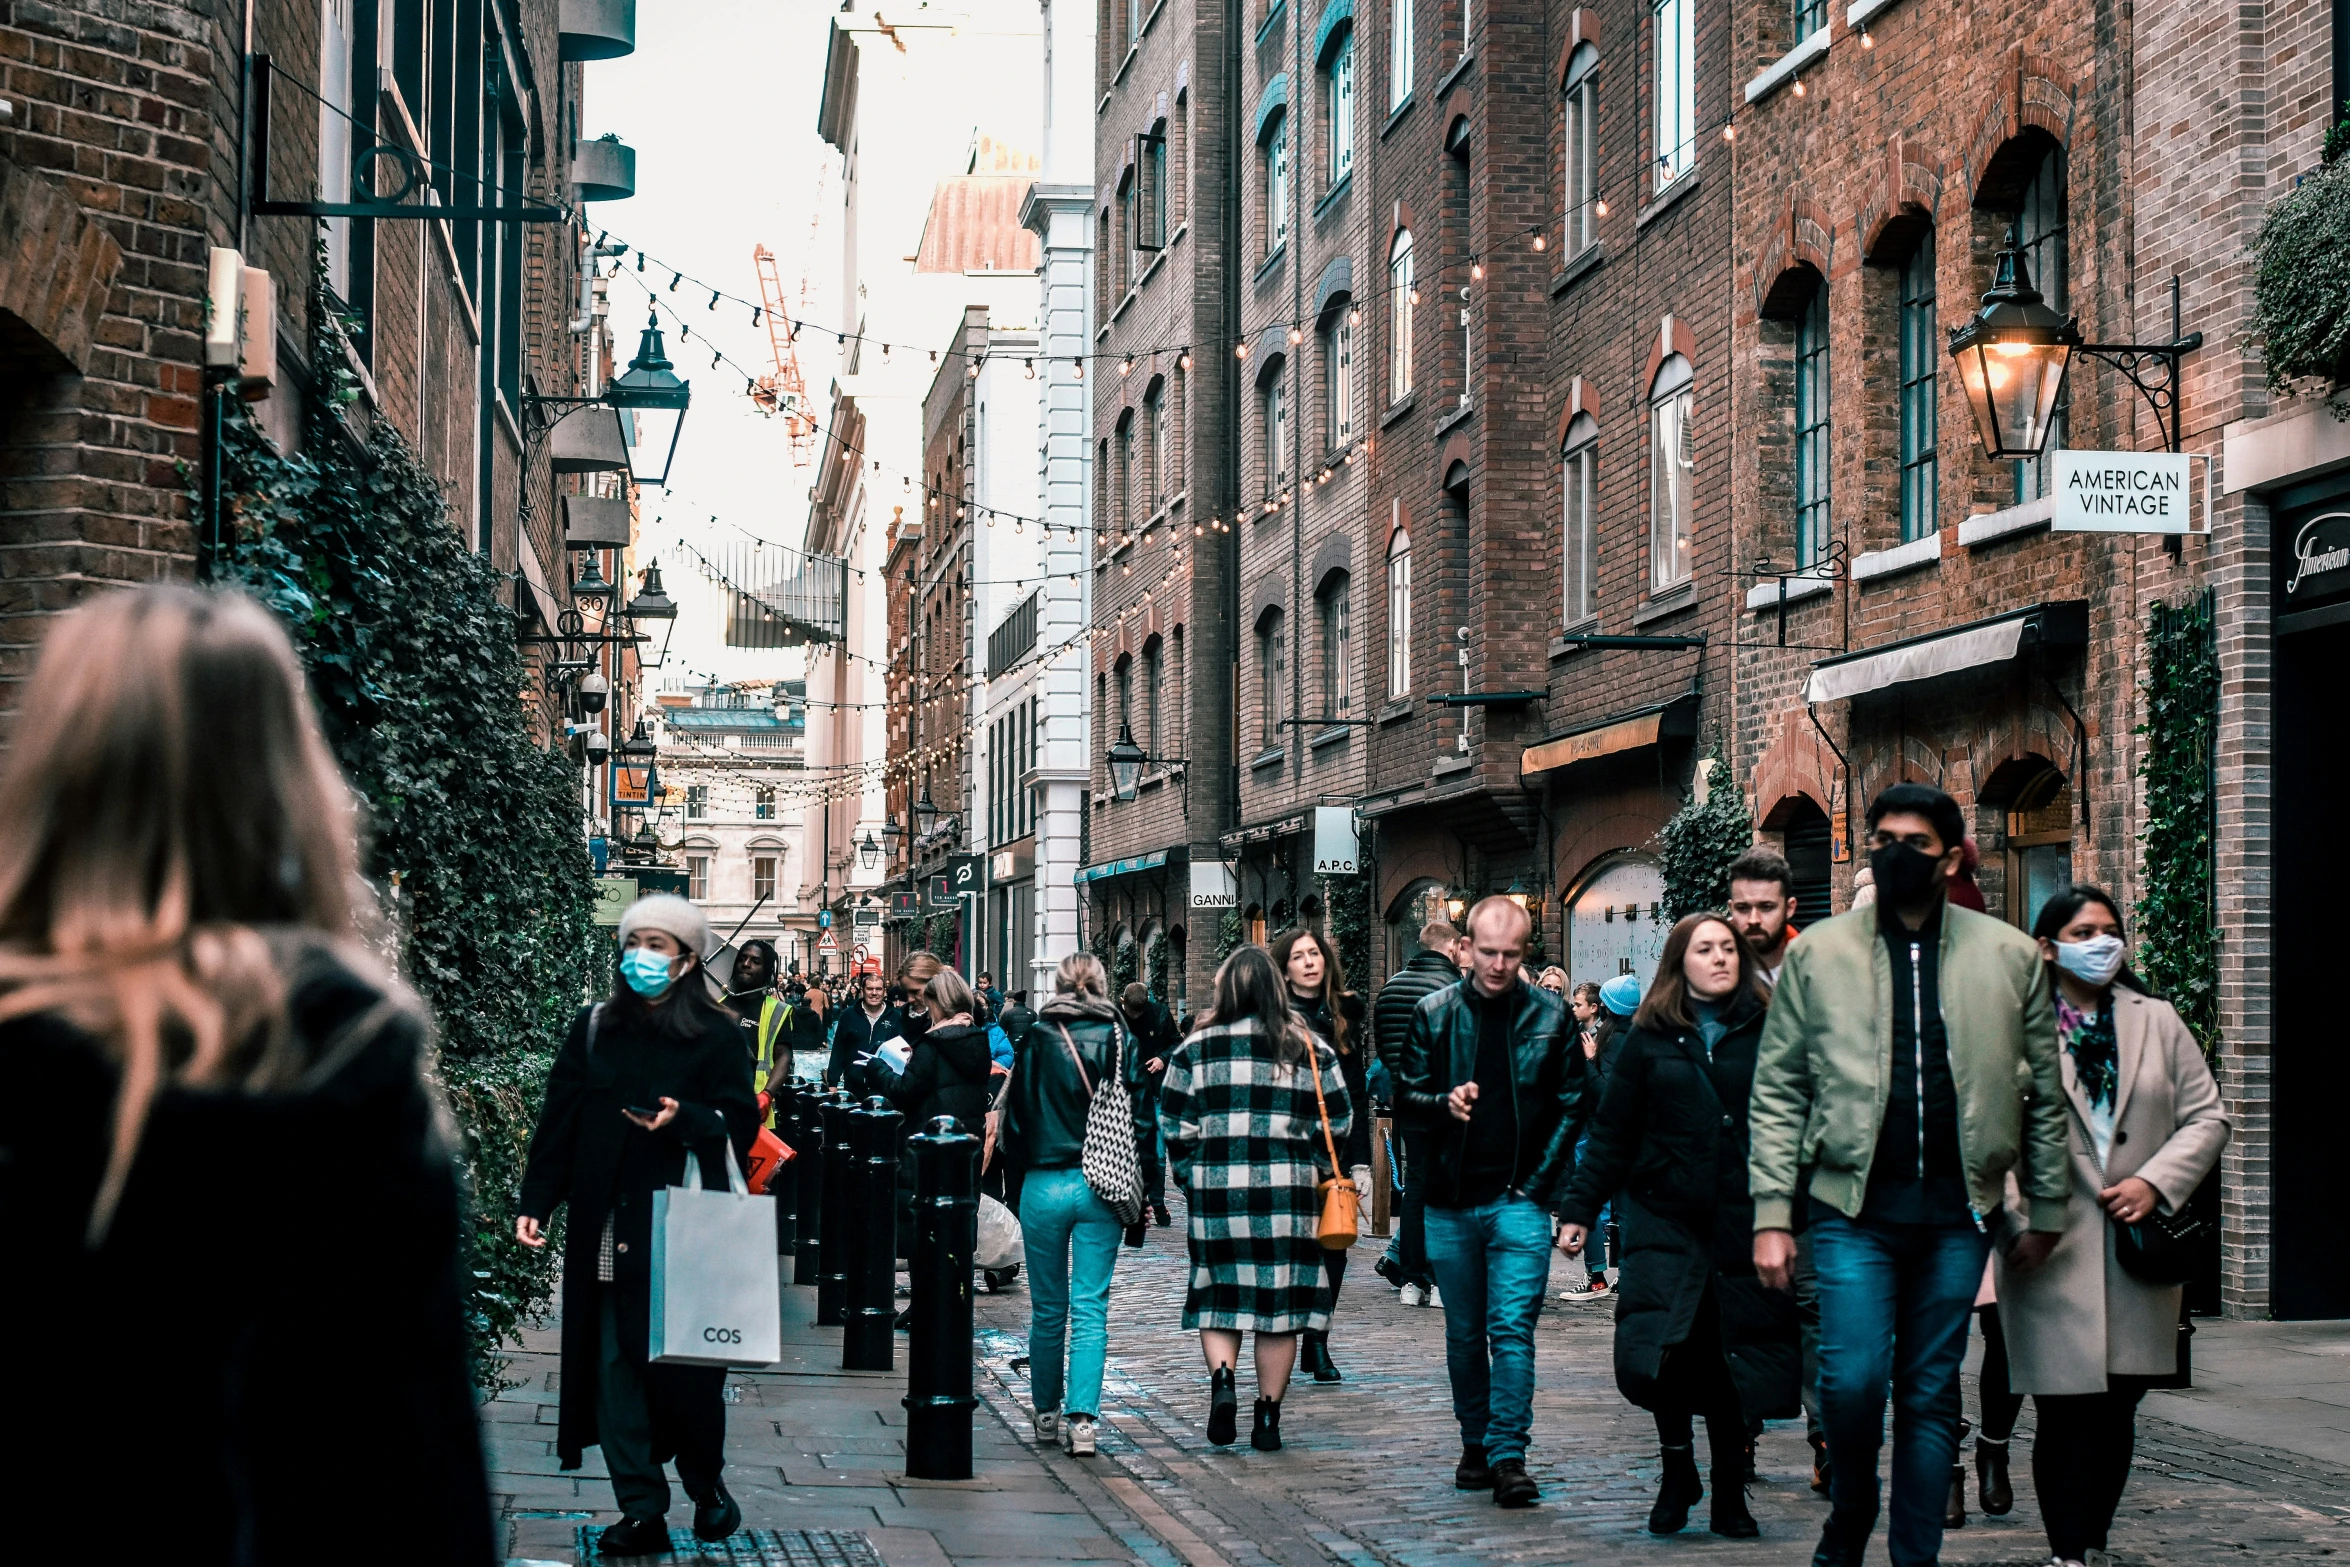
1994,885,2229,1567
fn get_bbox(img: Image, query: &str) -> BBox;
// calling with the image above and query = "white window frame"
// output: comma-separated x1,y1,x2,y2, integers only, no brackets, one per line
1389,230,1415,398
1386,515,1413,697
1265,377,1290,487
686,853,711,902
1562,414,1597,624
1390,0,1414,108
1266,114,1290,253
1562,44,1597,256
1327,35,1356,186
1322,575,1353,716
1652,0,1694,192
752,855,778,903
1649,353,1695,591
1328,312,1355,444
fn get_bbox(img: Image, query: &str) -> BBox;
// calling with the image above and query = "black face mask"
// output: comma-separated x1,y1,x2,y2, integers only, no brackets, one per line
1869,840,1945,909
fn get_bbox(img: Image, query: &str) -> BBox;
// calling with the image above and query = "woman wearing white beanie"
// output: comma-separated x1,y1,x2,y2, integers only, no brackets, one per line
514,894,759,1556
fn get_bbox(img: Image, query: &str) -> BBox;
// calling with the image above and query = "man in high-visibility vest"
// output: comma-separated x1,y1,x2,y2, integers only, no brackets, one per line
726,940,787,1124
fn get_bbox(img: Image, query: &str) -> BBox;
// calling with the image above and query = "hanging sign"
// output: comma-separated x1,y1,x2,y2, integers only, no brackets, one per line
1189,859,1238,910
592,877,638,926
2053,451,2194,533
1312,806,1360,875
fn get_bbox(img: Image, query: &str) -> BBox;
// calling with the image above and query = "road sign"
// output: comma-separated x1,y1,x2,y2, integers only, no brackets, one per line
818,931,840,954
818,910,833,928
853,943,870,961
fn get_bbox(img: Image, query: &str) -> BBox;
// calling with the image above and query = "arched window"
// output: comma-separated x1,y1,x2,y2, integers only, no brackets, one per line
1562,412,1597,624
1898,232,1938,542
1562,44,1597,256
1793,272,1831,567
1264,111,1290,253
1263,375,1289,489
1649,353,1695,590
1324,303,1356,444
1318,571,1352,717
1115,411,1136,533
1386,513,1413,696
1324,31,1355,187
1143,379,1166,509
1388,229,1415,397
1142,634,1164,754
1390,0,1414,108
2013,146,2067,502
1257,608,1288,748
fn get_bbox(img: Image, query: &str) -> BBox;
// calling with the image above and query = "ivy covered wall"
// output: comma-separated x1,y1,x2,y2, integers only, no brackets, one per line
214,285,598,1388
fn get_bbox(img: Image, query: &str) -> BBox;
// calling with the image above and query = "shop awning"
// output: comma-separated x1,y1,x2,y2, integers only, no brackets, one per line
1803,600,2087,705
1521,694,1699,778
1075,846,1182,884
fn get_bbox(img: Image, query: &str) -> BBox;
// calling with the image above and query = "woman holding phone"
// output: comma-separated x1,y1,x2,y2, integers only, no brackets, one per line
516,895,760,1557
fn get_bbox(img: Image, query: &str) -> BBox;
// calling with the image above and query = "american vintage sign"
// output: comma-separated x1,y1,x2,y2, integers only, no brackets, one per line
2053,451,2195,534
2286,510,2350,604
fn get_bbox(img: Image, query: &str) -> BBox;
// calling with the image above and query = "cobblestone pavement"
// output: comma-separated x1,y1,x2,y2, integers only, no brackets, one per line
966,1194,2350,1567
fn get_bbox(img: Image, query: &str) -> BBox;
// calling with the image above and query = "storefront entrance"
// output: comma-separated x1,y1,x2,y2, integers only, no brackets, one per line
2272,474,2350,1318
1566,856,1670,992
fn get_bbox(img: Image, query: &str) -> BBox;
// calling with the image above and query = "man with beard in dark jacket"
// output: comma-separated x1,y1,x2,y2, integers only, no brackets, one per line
1374,920,1465,1305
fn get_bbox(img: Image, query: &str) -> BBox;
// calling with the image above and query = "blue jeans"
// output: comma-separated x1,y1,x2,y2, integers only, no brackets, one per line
1812,1213,1992,1567
1422,1195,1552,1464
1020,1167,1122,1418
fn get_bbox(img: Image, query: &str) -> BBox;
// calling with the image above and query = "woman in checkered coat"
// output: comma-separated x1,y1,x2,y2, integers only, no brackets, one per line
1159,945,1353,1452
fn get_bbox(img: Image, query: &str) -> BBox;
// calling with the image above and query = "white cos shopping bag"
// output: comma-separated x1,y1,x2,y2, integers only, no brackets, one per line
649,1140,782,1367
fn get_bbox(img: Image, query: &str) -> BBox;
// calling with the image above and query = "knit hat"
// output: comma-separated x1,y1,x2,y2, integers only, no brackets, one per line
617,893,712,959
1599,972,1643,1018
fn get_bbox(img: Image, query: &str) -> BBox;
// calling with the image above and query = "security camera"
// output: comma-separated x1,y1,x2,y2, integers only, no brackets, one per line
584,729,611,764
1456,626,1471,642
578,672,609,714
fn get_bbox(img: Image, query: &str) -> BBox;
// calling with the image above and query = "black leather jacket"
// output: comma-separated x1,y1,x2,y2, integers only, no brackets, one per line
1397,976,1590,1209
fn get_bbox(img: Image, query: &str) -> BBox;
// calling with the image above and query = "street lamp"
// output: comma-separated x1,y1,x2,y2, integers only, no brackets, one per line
858,830,881,870
1948,227,2205,458
1944,229,2078,461
572,551,616,602
622,561,676,621
608,311,692,488
914,781,939,837
1105,720,1147,803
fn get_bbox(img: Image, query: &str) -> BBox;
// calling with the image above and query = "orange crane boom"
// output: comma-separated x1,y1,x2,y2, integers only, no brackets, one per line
749,243,814,463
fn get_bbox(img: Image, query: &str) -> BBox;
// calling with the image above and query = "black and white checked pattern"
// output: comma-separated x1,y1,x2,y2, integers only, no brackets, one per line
1156,1022,1353,1333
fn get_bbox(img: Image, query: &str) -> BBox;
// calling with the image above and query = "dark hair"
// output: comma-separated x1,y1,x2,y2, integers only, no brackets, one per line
1268,926,1356,1055
1572,980,1602,1009
1632,913,1771,1033
1203,944,1318,1067
606,947,733,1042
2029,883,2150,995
1726,846,1793,896
733,939,778,987
1866,781,1966,854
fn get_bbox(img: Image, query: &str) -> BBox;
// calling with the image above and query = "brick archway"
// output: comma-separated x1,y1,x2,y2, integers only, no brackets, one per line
0,163,125,377
1749,706,1842,833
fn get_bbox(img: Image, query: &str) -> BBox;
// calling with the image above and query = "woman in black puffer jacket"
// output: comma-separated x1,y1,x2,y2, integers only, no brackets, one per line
999,954,1139,1457
887,967,994,1136
1270,927,1369,1385
1557,914,1799,1543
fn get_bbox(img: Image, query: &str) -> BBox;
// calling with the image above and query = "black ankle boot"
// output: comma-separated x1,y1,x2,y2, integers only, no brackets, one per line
1207,1365,1238,1445
1648,1444,1703,1534
596,1515,671,1557
1710,1458,1758,1539
691,1478,741,1542
1976,1438,2013,1515
1943,1461,1967,1528
1251,1397,1283,1451
1302,1329,1342,1383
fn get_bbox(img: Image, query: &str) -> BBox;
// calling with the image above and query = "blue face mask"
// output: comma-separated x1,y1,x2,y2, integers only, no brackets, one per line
621,946,679,1000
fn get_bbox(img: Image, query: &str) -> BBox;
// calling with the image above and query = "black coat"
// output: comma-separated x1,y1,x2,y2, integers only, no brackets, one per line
1001,996,1138,1171
887,1020,993,1136
1557,993,1799,1423
828,1002,905,1088
516,995,760,1471
0,938,496,1566
1397,978,1590,1209
1374,950,1461,1076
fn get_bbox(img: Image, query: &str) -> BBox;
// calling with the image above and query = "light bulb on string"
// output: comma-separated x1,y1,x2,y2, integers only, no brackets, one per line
1024,359,1036,378
1178,349,1194,371
1072,359,1085,379
1791,77,1806,97
1120,356,1134,377
1594,197,1610,218
1288,325,1304,345
1470,260,1485,281
1531,228,1547,252
1859,27,1873,47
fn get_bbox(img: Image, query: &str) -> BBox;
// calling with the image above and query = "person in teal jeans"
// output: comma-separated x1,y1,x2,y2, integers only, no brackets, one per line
998,953,1139,1458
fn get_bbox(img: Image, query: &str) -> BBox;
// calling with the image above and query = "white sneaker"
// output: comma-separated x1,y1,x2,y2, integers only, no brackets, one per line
1399,1283,1425,1306
1427,1286,1442,1308
1062,1414,1097,1456
1032,1407,1060,1444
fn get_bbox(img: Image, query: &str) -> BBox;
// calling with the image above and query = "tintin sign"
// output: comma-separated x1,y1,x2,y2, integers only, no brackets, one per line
2053,451,2192,533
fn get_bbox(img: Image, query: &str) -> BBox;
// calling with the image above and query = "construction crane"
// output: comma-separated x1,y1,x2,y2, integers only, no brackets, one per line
749,243,814,463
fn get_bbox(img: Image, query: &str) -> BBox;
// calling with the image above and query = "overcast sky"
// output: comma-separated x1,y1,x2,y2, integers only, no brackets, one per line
588,0,839,691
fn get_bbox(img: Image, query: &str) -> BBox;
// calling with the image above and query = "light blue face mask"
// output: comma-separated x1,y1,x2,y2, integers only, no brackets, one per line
621,946,679,1000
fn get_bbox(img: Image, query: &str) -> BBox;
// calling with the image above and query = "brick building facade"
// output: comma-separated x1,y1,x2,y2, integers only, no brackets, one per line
0,0,623,745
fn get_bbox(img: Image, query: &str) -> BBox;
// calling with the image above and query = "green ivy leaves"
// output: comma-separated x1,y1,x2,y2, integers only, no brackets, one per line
2251,148,2350,392
1657,752,1756,924
2136,593,2221,1059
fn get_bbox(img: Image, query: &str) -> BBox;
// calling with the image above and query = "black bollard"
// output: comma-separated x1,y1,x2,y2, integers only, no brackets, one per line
816,1091,858,1326
793,1081,827,1285
773,1076,803,1255
843,1095,903,1372
904,1114,980,1480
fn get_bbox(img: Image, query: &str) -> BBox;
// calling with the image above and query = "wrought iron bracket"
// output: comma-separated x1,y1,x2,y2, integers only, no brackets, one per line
2077,334,2203,454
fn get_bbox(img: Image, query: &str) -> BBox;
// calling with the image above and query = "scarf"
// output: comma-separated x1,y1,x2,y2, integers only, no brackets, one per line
2058,994,2118,1112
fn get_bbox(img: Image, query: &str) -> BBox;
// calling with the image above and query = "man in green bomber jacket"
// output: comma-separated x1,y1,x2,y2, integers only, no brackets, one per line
1748,782,2069,1567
